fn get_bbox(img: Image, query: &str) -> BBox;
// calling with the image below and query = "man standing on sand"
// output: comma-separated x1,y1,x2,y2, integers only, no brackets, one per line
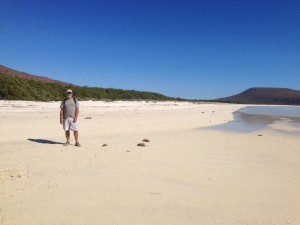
60,89,81,147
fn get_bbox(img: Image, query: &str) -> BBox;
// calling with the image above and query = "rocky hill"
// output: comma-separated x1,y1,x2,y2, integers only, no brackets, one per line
0,65,75,86
216,87,300,105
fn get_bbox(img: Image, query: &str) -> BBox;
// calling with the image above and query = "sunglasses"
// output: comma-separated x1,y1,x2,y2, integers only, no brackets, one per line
67,92,72,95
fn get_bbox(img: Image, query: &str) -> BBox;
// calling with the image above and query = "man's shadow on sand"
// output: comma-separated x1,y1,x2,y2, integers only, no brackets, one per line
27,138,64,145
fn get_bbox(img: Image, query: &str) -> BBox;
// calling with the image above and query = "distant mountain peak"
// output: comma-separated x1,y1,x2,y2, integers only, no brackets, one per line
216,87,300,105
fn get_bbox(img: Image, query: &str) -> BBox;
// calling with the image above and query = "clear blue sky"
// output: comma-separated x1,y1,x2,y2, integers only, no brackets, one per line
0,0,299,99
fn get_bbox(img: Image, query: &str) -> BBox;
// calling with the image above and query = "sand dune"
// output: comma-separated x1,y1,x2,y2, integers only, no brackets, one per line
0,100,299,225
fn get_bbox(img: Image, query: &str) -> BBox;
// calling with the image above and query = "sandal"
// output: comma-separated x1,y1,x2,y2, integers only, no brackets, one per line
75,142,81,147
63,142,70,146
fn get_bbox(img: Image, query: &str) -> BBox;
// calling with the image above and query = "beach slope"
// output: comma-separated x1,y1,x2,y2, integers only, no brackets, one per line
0,101,299,225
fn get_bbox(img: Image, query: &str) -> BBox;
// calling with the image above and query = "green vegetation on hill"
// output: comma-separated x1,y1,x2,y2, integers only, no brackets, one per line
0,73,177,101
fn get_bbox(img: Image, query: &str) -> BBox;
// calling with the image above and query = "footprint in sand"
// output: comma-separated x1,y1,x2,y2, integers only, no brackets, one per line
0,168,29,182
0,186,26,198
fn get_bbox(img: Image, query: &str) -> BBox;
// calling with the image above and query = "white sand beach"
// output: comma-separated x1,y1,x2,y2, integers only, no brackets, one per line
0,100,299,225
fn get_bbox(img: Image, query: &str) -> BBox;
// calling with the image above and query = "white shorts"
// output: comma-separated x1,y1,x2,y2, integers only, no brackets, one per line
63,117,79,131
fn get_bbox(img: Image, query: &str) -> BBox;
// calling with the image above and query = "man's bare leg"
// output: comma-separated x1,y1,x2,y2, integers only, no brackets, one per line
65,131,70,144
74,131,80,147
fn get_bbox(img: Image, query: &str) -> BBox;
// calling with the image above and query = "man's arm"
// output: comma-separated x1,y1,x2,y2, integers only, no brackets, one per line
60,108,63,124
73,107,79,123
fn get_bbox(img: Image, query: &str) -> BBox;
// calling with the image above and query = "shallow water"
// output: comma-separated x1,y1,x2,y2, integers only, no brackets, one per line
208,106,300,134
239,106,300,118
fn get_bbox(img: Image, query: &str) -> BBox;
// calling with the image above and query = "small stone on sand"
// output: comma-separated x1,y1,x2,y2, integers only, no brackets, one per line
137,143,146,147
85,117,92,119
258,134,263,136
142,139,150,142
102,144,108,147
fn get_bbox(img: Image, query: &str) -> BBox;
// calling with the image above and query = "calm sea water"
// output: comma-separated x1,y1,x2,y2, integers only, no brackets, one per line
239,106,300,118
208,106,300,134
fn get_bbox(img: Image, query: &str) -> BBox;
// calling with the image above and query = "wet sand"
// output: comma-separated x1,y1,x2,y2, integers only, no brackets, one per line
0,101,300,225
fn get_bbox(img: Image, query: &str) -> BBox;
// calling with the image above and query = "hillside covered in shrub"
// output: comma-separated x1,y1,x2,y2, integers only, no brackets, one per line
0,72,177,101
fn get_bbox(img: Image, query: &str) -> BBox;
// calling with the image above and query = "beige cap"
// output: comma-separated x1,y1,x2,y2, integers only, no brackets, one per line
66,89,72,93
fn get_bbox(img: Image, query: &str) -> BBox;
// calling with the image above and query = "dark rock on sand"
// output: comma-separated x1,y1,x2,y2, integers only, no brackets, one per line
102,144,108,147
137,143,146,147
142,139,150,142
85,117,92,119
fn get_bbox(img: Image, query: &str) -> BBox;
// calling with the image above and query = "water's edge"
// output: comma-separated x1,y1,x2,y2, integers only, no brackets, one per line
206,106,300,134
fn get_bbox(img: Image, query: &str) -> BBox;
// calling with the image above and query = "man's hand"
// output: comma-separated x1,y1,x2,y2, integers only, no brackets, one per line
60,108,64,125
73,117,77,123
